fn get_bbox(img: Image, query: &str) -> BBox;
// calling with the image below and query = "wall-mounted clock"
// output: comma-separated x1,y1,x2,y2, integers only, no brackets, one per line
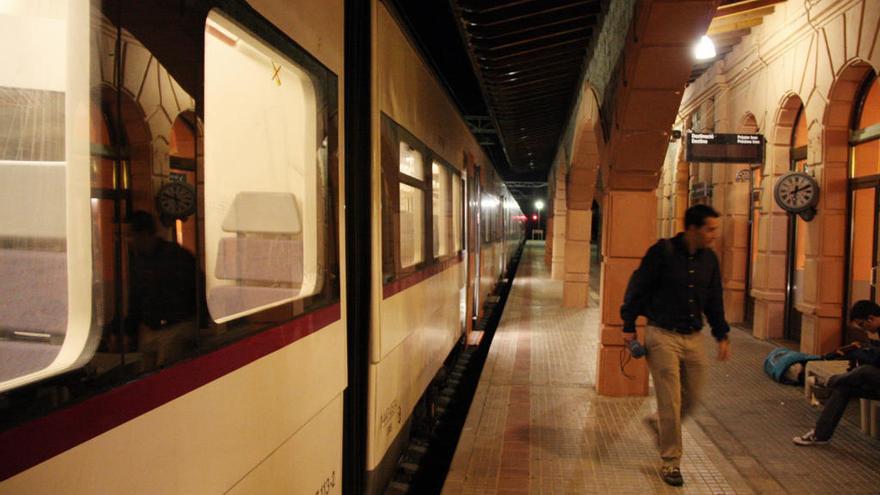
774,171,819,221
156,181,197,219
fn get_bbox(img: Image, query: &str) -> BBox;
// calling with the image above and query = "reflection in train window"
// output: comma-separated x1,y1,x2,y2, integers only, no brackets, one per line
204,12,328,323
0,1,93,392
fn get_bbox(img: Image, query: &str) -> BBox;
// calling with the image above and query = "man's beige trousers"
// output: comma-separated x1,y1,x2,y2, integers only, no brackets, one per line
645,325,709,468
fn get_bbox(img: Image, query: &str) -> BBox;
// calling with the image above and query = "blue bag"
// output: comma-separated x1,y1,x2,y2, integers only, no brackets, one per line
763,347,820,385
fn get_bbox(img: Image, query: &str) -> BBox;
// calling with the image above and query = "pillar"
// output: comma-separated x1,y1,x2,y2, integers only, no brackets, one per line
550,171,567,281
544,217,553,267
596,189,655,396
717,164,750,324
562,167,593,307
751,134,790,341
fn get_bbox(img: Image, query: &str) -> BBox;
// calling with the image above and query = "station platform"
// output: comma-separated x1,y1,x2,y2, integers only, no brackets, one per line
442,241,880,494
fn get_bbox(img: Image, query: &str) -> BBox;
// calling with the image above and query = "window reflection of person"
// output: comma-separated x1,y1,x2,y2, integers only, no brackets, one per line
125,210,197,370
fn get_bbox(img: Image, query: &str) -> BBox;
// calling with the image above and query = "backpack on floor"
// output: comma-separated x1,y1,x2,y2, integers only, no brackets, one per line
763,347,820,385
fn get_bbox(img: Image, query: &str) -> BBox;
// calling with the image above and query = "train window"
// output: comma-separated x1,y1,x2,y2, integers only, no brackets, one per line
400,181,424,268
481,195,499,244
0,1,339,422
398,142,425,268
400,142,424,180
0,1,94,392
204,12,328,322
432,162,450,258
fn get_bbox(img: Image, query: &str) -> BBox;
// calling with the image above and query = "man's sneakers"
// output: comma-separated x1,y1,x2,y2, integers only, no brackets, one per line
661,466,684,487
792,429,829,446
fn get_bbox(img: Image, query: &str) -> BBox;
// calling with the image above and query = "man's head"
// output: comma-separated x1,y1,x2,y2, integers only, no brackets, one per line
128,210,159,256
684,204,721,249
850,299,880,337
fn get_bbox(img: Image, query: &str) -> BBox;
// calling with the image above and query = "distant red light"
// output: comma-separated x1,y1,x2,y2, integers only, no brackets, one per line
532,214,538,221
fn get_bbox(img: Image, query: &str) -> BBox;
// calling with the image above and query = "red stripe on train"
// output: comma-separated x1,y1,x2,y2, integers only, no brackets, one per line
0,303,341,482
382,253,464,299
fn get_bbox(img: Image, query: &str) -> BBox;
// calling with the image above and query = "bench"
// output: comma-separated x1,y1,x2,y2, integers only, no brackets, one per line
805,360,880,439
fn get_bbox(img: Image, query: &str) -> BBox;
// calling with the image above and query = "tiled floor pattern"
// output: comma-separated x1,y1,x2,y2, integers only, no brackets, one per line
444,242,740,494
691,322,880,494
444,241,880,494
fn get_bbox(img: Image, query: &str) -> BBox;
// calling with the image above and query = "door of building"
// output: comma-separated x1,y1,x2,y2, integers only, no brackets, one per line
743,165,762,329
847,176,880,326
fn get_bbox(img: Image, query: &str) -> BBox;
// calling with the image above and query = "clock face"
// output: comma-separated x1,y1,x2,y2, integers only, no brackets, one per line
773,172,819,213
156,181,196,219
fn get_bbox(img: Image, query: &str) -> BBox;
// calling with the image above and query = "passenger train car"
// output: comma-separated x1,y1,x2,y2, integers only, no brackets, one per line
0,0,523,493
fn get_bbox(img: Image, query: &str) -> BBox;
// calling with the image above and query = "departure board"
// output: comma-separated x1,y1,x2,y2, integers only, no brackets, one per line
685,132,765,164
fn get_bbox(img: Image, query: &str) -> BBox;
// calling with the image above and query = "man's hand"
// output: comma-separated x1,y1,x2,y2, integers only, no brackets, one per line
623,332,636,344
717,339,730,361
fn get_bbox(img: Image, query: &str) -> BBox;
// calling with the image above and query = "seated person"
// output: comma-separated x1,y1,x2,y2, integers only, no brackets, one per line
125,210,198,370
793,299,880,446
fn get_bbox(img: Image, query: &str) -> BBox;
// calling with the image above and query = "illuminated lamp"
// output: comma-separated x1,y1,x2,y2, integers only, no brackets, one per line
693,35,716,60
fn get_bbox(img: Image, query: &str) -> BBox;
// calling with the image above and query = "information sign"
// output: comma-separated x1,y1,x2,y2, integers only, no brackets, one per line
686,132,764,164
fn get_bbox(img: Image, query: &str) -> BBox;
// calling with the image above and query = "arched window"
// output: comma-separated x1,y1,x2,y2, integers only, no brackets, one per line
848,71,880,315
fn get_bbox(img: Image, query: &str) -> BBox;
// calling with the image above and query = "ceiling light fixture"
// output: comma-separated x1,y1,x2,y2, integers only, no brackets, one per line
694,35,716,60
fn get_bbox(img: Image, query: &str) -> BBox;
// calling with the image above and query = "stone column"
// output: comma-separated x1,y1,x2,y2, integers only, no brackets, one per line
550,170,567,281
799,111,846,354
751,135,789,340
596,189,655,396
562,167,593,308
718,164,750,323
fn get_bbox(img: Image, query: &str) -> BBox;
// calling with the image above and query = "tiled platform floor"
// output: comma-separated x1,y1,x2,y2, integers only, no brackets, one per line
442,241,880,494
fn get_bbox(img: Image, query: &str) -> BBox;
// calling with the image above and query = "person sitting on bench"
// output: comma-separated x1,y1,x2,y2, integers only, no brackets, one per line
793,299,880,446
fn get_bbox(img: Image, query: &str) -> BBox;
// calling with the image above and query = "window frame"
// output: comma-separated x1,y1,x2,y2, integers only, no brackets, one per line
381,114,464,285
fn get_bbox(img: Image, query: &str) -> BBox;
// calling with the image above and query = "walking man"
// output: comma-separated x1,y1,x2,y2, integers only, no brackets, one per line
620,204,731,487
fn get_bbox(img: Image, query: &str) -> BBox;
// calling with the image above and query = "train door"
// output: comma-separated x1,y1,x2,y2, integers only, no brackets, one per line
457,173,467,335
468,163,482,333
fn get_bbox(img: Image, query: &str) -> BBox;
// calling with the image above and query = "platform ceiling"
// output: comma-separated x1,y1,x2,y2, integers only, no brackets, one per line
390,0,779,195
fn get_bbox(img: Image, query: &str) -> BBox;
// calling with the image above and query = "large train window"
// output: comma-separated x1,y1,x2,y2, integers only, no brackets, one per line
381,115,467,283
0,1,93,392
1,0,338,414
204,12,329,323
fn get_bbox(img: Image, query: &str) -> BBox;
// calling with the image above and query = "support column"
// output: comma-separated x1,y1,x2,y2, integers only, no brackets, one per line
752,142,789,341
596,189,655,396
550,171,567,281
719,164,750,323
544,217,553,268
799,122,845,354
562,167,593,307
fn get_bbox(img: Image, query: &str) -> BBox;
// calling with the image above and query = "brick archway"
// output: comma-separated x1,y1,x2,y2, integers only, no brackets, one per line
750,93,805,342
819,59,878,349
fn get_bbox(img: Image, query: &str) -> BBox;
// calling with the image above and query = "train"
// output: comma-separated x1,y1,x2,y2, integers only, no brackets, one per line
0,0,524,493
